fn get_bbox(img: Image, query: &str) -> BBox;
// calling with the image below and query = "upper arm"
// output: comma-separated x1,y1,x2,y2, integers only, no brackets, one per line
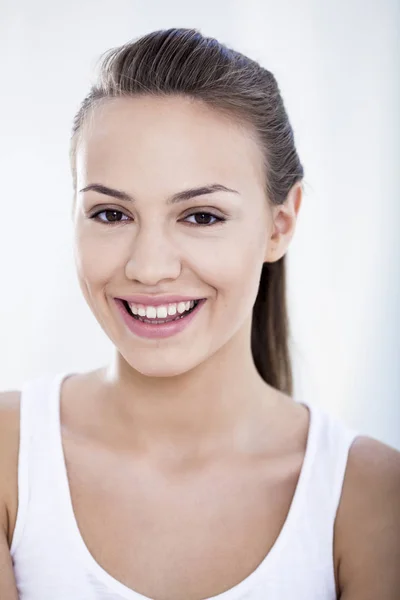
0,391,20,599
0,526,19,599
335,435,400,599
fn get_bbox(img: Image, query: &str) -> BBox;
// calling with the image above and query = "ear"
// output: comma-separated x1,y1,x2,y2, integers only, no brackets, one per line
264,182,303,263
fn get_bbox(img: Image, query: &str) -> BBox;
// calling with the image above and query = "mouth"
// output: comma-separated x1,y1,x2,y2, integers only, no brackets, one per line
114,296,206,339
121,298,203,324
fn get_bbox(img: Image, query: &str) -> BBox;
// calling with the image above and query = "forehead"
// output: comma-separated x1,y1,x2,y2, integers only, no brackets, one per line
76,95,265,194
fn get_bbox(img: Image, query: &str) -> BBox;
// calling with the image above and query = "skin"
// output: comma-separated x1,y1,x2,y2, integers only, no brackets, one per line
1,95,399,599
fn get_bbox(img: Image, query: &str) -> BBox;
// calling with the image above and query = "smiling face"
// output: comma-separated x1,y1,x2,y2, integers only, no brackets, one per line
73,95,282,377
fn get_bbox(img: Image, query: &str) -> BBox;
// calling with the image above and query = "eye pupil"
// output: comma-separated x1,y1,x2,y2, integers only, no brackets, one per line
106,210,121,222
195,213,212,225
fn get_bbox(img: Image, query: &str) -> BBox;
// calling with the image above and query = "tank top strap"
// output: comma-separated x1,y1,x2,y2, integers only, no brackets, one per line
297,400,360,547
10,372,71,556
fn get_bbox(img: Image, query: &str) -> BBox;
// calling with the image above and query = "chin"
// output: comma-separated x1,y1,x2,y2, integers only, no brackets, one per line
120,348,204,379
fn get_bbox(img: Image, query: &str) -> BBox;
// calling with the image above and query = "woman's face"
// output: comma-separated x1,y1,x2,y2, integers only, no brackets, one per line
73,95,287,377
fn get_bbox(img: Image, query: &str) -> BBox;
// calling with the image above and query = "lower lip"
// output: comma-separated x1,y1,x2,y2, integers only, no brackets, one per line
114,299,205,339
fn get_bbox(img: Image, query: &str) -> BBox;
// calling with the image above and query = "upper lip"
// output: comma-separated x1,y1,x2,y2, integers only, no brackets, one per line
116,295,203,307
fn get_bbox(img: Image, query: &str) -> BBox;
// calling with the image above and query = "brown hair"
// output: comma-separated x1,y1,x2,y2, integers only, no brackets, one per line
69,28,304,396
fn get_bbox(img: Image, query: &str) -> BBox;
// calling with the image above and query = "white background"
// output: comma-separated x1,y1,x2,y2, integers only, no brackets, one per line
0,0,399,448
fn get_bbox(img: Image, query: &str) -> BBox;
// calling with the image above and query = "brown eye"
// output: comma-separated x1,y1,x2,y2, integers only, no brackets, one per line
184,212,224,226
91,209,130,223
195,213,214,225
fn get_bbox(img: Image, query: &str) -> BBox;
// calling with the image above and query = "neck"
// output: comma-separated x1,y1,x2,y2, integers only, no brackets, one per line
100,326,275,457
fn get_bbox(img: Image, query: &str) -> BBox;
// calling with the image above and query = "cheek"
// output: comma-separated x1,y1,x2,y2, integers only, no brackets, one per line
73,226,128,287
188,228,266,309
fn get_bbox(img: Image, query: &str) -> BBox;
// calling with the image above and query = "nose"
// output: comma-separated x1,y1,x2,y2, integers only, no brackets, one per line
124,226,181,286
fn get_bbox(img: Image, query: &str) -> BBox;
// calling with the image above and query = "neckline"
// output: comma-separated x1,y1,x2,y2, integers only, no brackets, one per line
51,371,319,600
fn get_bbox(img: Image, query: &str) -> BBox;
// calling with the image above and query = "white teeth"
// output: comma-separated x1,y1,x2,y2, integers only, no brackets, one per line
177,302,186,314
156,305,168,319
146,306,157,319
128,300,198,319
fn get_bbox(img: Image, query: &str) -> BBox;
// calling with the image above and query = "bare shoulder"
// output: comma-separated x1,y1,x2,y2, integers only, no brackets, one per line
335,435,400,598
0,391,21,546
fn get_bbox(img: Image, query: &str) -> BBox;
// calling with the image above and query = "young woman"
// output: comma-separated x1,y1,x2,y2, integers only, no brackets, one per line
0,28,399,600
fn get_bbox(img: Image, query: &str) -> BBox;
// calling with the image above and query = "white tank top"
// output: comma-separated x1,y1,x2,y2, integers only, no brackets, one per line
10,372,359,600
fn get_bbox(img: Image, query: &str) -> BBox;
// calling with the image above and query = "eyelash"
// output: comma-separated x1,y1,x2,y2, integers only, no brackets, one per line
89,209,226,227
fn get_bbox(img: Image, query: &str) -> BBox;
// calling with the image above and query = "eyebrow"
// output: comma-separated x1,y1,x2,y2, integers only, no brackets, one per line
78,183,239,204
